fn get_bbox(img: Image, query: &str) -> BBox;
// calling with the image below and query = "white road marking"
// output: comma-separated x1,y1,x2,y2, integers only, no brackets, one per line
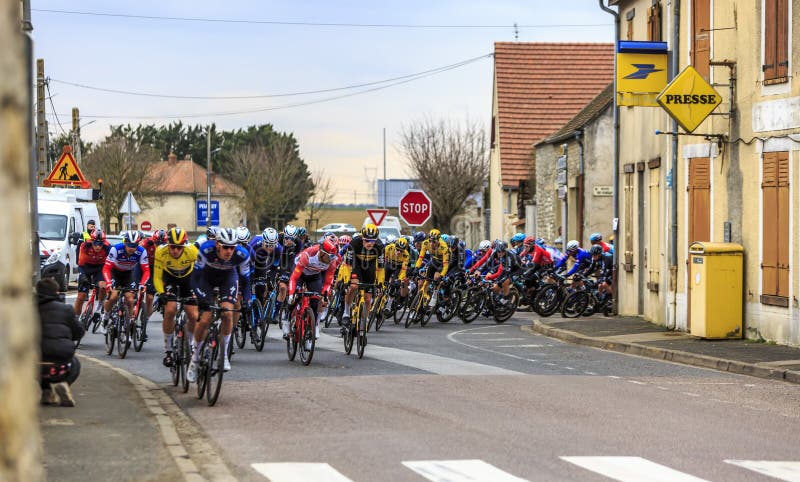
494,344,548,348
627,380,646,385
460,332,508,335
478,338,527,342
725,460,800,481
608,375,621,379
682,392,701,397
403,459,528,482
561,456,710,482
583,371,597,375
564,367,575,371
252,463,353,481
269,331,524,375
447,327,545,364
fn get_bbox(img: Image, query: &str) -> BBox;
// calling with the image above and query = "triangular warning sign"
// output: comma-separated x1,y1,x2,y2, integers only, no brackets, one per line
44,146,90,188
366,208,389,226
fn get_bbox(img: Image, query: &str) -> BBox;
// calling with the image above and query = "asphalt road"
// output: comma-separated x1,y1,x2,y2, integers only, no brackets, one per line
73,299,800,482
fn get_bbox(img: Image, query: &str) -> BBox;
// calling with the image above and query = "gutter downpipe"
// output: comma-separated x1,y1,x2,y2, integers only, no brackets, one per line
599,0,620,315
575,130,585,244
668,0,680,330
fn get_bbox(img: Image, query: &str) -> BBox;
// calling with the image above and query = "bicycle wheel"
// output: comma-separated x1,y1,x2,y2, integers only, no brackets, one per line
493,288,520,323
299,307,316,366
170,326,181,387
196,346,208,400
286,314,298,361
561,291,590,318
206,332,224,406
393,296,407,324
458,287,483,323
324,290,339,328
133,307,146,352
104,315,116,355
91,312,102,334
436,289,462,323
533,285,561,317
405,292,420,328
117,305,131,359
79,301,94,332
253,301,268,352
180,328,190,393
234,315,247,349
356,305,367,359
343,319,354,355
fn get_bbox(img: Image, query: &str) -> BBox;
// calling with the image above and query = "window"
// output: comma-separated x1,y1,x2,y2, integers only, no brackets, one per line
490,116,496,148
688,157,711,244
626,8,635,40
691,0,711,80
647,164,660,291
763,0,789,84
647,1,663,42
623,166,634,271
761,151,789,306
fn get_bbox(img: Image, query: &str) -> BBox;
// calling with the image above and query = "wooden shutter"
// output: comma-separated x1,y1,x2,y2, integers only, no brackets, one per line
764,0,789,82
624,172,634,271
762,152,790,300
648,167,660,291
691,0,711,80
647,2,663,42
688,158,710,243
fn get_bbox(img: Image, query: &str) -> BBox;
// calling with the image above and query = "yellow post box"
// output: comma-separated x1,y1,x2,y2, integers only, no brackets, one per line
688,242,744,339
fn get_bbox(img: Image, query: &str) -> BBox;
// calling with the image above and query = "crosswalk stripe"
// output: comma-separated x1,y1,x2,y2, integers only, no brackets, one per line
725,460,800,481
560,456,710,482
251,462,353,482
402,459,528,482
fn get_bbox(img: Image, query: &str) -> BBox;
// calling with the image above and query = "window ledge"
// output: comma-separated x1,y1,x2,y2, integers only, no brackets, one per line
760,294,789,307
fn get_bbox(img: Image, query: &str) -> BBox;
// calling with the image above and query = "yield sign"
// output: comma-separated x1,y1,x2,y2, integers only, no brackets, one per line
45,145,89,188
366,208,389,226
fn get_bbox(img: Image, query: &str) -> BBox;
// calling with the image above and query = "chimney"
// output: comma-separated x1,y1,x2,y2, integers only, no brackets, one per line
167,152,178,165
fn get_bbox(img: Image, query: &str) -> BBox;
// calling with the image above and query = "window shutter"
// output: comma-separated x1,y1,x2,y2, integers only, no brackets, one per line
777,152,789,296
624,172,634,270
764,0,778,80
648,167,660,290
647,2,663,42
776,0,789,79
762,152,779,296
688,158,710,243
691,0,711,80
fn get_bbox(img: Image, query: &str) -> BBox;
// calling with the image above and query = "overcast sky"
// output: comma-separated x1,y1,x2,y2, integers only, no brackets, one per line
33,1,613,203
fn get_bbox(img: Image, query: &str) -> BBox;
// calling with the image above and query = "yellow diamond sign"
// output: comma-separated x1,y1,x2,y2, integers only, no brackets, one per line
656,66,722,133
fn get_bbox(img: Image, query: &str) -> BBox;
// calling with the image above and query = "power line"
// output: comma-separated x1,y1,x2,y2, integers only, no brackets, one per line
59,53,492,120
50,53,493,100
32,8,611,29
45,82,68,135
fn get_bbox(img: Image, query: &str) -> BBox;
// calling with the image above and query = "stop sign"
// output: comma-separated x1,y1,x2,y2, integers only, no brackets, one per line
140,221,152,231
399,189,432,226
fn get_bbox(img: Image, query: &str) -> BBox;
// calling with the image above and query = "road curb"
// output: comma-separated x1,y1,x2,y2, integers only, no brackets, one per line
77,354,237,481
530,320,800,385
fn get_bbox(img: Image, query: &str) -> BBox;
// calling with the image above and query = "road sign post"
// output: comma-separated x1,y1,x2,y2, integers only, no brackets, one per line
399,190,432,227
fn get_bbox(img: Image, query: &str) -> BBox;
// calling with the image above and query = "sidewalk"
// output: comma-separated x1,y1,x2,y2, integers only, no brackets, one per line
530,315,800,384
40,356,184,482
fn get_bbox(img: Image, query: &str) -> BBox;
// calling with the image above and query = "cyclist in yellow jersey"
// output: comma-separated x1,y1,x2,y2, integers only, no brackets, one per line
384,237,411,299
154,228,199,368
413,229,450,307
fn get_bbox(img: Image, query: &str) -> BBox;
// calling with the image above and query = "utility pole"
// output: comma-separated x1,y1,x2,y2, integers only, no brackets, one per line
36,58,47,182
71,107,81,165
382,127,387,208
206,126,212,227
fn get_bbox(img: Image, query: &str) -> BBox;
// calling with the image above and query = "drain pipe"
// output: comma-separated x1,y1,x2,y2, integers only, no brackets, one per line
668,0,680,330
575,130,585,244
599,0,620,315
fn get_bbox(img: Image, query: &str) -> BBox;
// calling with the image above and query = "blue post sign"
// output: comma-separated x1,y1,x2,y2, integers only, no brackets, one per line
196,200,220,227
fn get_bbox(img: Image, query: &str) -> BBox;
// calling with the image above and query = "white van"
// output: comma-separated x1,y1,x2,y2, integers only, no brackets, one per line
37,187,100,290
362,215,404,243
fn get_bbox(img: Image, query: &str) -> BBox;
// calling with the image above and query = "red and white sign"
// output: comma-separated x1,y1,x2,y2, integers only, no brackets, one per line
140,220,152,231
399,189,432,226
366,209,389,226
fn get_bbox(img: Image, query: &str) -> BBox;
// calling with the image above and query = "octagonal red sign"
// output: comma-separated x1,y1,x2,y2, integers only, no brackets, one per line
399,189,432,226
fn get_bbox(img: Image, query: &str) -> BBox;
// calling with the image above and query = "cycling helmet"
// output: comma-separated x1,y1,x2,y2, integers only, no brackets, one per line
589,244,603,256
445,236,457,247
413,231,427,244
320,238,338,255
510,233,526,244
323,231,335,238
440,234,450,245
428,229,441,241
167,227,187,246
553,237,564,247
297,227,307,238
206,226,220,240
535,237,546,247
262,227,279,246
385,234,397,244
195,234,208,245
478,239,492,251
458,240,466,250
283,224,299,240
523,236,535,247
123,230,141,245
325,233,338,246
216,228,238,246
395,237,409,250
236,226,251,244
494,240,508,253
90,229,106,243
565,239,580,255
150,229,166,244
589,232,603,243
338,234,351,247
361,223,379,240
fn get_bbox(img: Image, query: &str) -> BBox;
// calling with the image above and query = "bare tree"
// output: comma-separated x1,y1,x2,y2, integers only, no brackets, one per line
305,170,336,233
82,136,160,233
224,137,312,231
400,118,488,230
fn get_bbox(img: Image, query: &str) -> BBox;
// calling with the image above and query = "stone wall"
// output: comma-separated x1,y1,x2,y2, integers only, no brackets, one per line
0,0,43,478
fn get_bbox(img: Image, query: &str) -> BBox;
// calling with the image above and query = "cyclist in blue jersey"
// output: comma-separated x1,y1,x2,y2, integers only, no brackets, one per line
554,240,592,277
187,228,250,382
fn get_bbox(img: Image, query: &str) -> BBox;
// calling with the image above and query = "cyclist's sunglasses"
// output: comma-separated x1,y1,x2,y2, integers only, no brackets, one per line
219,245,236,251
92,241,104,247
168,244,184,250
124,242,138,248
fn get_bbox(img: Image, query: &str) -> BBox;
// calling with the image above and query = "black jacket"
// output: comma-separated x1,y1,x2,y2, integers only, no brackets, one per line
39,292,83,363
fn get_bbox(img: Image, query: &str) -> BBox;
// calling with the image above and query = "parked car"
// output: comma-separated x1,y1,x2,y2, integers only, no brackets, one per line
320,223,356,233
